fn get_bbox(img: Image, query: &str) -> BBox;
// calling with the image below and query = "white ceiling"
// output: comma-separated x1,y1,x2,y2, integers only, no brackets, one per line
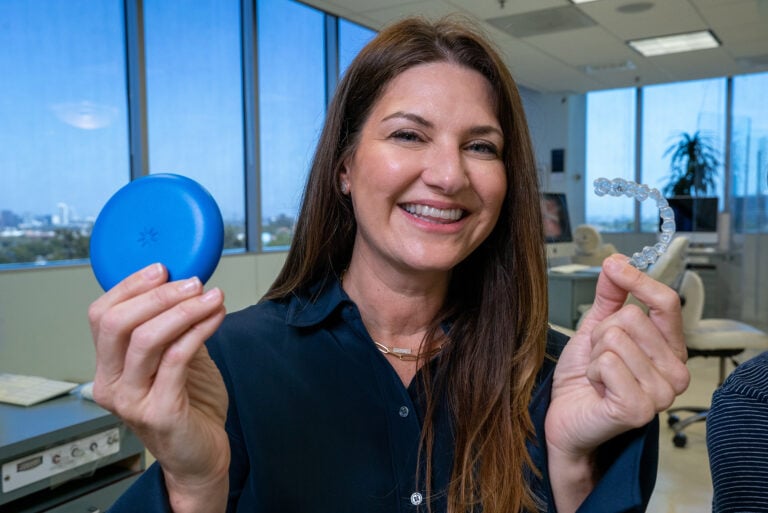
299,0,768,94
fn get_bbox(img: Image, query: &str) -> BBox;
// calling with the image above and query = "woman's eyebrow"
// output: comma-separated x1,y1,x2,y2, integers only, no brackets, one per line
381,111,433,128
381,111,502,138
467,125,503,138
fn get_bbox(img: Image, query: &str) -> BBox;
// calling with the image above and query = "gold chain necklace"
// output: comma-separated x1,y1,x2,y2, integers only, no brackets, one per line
340,270,444,362
373,340,444,362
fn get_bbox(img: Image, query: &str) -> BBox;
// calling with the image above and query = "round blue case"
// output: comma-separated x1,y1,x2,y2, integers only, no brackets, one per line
90,174,224,291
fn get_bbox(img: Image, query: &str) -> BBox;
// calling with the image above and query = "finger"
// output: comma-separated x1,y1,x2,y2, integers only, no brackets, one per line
592,306,690,395
586,350,657,429
584,254,685,360
120,287,225,394
93,277,206,388
590,325,682,408
152,305,227,414
581,254,638,326
88,263,168,337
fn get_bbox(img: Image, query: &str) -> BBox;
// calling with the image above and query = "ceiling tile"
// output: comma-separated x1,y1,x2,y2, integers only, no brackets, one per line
298,0,768,93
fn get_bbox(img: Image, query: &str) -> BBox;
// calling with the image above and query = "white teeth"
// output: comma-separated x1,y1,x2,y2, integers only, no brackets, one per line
402,203,463,221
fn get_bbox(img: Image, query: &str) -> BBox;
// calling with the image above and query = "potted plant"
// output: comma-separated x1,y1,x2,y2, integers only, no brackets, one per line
662,131,720,197
661,131,722,241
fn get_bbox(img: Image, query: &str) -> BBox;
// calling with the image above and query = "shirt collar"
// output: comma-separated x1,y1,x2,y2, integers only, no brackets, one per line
285,276,350,327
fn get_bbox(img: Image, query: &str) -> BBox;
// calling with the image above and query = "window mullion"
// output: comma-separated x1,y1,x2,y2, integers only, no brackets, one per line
325,14,339,106
242,0,261,252
124,0,149,180
634,87,643,232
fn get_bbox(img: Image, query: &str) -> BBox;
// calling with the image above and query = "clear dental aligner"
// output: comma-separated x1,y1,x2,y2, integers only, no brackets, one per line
593,177,676,270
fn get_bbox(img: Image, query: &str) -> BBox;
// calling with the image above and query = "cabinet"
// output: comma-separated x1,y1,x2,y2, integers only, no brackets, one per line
547,270,600,329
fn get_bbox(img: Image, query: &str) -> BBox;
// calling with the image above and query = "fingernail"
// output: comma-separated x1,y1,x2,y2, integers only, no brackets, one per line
199,288,221,303
143,263,163,280
178,277,201,293
603,255,622,272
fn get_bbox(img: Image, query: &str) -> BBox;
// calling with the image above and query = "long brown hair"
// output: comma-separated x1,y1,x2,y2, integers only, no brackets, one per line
265,16,548,513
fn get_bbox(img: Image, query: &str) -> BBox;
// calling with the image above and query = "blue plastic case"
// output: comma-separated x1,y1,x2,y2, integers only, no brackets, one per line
90,174,224,291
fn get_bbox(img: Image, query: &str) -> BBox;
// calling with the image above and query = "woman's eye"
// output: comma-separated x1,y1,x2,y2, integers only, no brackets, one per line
466,141,500,157
391,130,423,143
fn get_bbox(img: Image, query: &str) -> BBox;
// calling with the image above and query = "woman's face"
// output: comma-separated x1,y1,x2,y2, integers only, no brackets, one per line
341,61,507,278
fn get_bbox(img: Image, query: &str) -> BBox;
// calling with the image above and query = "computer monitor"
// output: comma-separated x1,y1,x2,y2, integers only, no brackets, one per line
541,192,575,262
664,196,719,245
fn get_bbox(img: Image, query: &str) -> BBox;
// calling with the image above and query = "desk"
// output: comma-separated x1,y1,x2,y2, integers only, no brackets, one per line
0,395,144,512
548,270,600,329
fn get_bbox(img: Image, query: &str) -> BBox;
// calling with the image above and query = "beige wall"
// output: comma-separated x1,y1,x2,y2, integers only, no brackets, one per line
0,252,286,382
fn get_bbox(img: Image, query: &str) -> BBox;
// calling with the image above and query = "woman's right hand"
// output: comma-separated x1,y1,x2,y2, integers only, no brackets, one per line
88,263,230,513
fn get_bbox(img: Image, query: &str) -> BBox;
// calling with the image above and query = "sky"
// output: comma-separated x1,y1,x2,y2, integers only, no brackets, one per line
0,0,374,225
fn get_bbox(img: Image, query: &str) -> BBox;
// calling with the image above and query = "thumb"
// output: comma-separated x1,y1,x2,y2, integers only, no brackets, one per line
580,254,641,328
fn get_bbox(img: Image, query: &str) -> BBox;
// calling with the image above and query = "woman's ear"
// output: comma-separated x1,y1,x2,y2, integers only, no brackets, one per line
339,160,351,195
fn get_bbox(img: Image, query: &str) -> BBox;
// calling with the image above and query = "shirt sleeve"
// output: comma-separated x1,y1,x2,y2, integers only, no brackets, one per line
571,419,659,512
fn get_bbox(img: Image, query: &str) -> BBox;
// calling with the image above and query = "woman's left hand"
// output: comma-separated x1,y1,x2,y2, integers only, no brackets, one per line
545,253,690,511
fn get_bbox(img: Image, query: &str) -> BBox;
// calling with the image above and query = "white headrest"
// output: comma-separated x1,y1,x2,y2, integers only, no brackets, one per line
647,236,690,289
574,224,602,255
679,270,704,329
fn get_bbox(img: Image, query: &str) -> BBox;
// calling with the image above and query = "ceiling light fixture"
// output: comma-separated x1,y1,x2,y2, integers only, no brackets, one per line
628,30,720,57
570,0,600,3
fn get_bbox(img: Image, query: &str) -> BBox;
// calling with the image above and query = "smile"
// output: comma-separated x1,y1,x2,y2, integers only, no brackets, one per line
401,203,465,223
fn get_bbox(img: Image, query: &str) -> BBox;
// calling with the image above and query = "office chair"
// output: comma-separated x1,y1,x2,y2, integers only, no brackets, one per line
667,269,768,447
571,225,617,266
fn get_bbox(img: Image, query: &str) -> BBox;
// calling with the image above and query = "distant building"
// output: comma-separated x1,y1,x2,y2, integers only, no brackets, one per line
1,210,21,228
55,202,71,226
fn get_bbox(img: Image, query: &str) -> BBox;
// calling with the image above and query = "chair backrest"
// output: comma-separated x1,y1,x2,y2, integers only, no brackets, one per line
574,235,691,329
679,270,705,330
646,236,690,288
626,235,690,310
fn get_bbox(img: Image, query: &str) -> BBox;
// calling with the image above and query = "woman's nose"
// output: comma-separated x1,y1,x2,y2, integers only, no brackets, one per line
421,145,469,195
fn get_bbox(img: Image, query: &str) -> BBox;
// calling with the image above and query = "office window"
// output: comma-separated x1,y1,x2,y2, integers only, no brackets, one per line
732,72,768,233
641,78,726,231
144,0,245,250
338,19,376,77
258,0,326,250
585,88,636,231
0,1,129,265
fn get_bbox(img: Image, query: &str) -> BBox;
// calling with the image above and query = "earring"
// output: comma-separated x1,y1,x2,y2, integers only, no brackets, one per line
340,181,349,194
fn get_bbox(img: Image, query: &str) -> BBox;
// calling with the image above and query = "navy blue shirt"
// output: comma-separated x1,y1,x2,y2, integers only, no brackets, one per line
109,278,658,512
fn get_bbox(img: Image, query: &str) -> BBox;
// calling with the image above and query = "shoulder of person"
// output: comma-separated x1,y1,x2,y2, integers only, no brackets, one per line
716,350,768,404
206,299,291,353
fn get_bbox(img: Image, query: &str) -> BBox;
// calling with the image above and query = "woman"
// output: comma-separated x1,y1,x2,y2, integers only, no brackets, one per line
89,17,689,513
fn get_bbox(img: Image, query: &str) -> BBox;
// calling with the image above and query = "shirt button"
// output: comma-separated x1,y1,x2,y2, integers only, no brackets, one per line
398,406,409,417
410,492,423,505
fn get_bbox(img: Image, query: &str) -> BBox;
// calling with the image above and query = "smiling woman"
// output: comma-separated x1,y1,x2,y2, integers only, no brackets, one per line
340,62,507,282
90,15,689,513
